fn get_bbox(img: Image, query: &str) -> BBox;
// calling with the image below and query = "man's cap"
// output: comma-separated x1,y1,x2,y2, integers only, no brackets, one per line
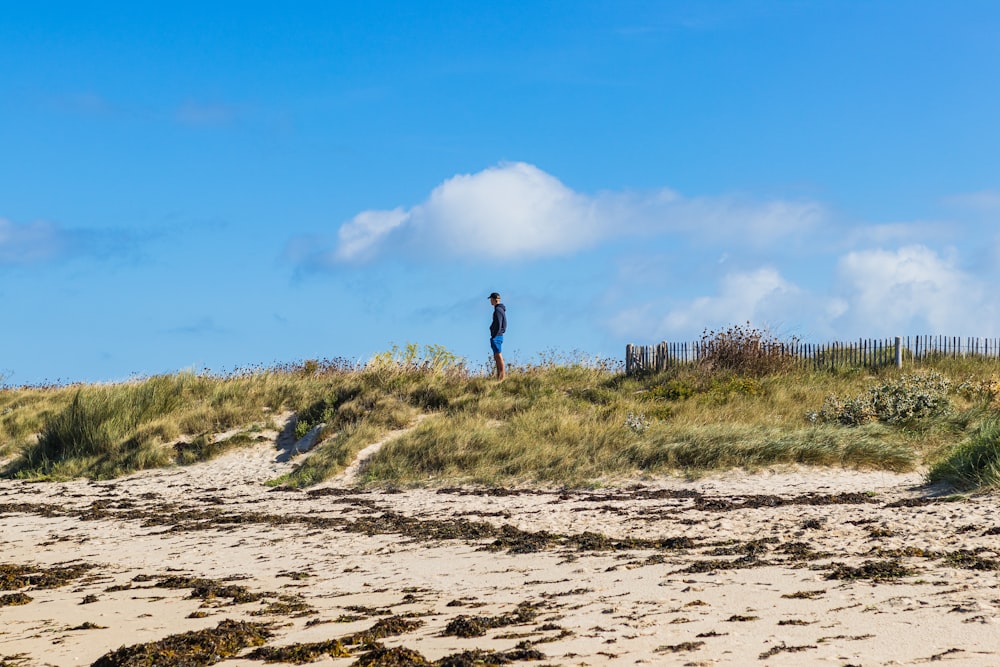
488,292,501,300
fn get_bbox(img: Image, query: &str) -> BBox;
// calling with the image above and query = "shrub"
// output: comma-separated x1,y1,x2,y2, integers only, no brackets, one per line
708,375,762,401
649,379,700,401
697,323,798,377
625,412,648,434
811,372,952,426
955,375,1000,405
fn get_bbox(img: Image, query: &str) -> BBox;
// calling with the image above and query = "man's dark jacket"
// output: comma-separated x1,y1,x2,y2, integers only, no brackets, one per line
490,304,507,338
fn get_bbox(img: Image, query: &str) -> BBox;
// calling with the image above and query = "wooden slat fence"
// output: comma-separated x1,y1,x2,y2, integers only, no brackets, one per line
625,336,1000,374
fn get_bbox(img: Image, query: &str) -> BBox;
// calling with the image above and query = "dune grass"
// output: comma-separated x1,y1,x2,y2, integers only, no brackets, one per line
928,416,1000,490
0,361,363,480
356,367,925,487
3,345,1000,490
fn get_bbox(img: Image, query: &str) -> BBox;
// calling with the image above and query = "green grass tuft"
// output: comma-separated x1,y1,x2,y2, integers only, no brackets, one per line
928,417,1000,490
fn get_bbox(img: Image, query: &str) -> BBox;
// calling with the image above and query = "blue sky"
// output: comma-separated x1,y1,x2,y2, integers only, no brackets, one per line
3,1,1000,384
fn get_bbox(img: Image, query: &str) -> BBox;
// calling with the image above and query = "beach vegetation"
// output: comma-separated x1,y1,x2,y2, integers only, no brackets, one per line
90,619,272,667
3,338,1000,491
808,372,953,426
927,416,1000,490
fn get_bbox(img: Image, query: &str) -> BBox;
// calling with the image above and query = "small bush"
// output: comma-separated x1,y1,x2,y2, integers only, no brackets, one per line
697,322,798,377
625,412,648,434
708,375,762,401
956,375,1000,405
811,372,952,426
649,379,700,401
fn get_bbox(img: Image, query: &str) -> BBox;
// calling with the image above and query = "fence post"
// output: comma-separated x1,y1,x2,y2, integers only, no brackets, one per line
894,336,902,369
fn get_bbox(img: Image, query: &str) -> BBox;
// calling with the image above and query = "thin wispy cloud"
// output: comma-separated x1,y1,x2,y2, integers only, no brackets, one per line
55,92,114,116
165,317,231,336
49,92,239,128
943,189,1000,212
841,221,952,248
175,101,238,127
0,218,70,264
0,218,143,266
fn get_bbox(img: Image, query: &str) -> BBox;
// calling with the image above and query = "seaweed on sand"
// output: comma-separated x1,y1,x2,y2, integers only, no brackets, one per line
250,594,316,617
0,592,32,606
676,553,770,574
247,639,351,663
825,559,917,581
0,562,96,590
939,549,1000,571
352,644,431,666
257,612,429,662
759,642,817,659
436,645,546,666
91,619,272,667
777,541,830,561
0,655,32,667
655,641,705,654
346,616,425,644
705,537,777,557
781,589,826,600
443,602,541,638
155,576,265,606
693,491,875,512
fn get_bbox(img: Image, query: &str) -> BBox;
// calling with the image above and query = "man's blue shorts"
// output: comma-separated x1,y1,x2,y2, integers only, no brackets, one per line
490,336,503,354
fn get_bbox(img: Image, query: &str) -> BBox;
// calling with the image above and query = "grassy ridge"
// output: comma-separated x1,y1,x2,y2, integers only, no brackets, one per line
2,347,1000,490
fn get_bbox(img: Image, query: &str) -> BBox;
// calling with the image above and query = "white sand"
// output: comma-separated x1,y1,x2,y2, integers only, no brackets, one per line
2,424,999,666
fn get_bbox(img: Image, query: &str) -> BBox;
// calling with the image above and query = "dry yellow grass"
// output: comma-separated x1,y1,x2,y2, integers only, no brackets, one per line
2,350,998,489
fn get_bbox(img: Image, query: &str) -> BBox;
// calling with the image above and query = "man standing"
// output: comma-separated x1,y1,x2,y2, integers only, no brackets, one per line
488,292,506,380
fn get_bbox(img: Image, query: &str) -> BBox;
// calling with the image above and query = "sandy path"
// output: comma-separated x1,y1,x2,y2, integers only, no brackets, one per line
336,415,431,486
1,429,999,666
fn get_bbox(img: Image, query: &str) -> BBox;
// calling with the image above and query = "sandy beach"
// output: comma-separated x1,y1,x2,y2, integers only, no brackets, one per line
2,421,1000,666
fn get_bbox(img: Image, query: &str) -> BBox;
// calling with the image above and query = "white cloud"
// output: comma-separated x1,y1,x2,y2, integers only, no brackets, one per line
334,208,408,262
0,218,67,263
835,245,991,333
610,244,1000,345
326,162,826,263
410,162,598,259
658,267,803,334
665,196,825,244
609,266,807,341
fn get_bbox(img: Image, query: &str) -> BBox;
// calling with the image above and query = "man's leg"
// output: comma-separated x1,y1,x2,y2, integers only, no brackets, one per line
494,353,505,380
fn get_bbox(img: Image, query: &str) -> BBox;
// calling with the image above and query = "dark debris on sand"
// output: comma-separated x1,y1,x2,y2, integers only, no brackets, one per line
0,562,96,591
825,559,918,581
443,602,541,638
90,619,272,667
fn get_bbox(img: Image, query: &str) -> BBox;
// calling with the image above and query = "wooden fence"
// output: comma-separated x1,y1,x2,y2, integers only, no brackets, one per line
625,336,1000,374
